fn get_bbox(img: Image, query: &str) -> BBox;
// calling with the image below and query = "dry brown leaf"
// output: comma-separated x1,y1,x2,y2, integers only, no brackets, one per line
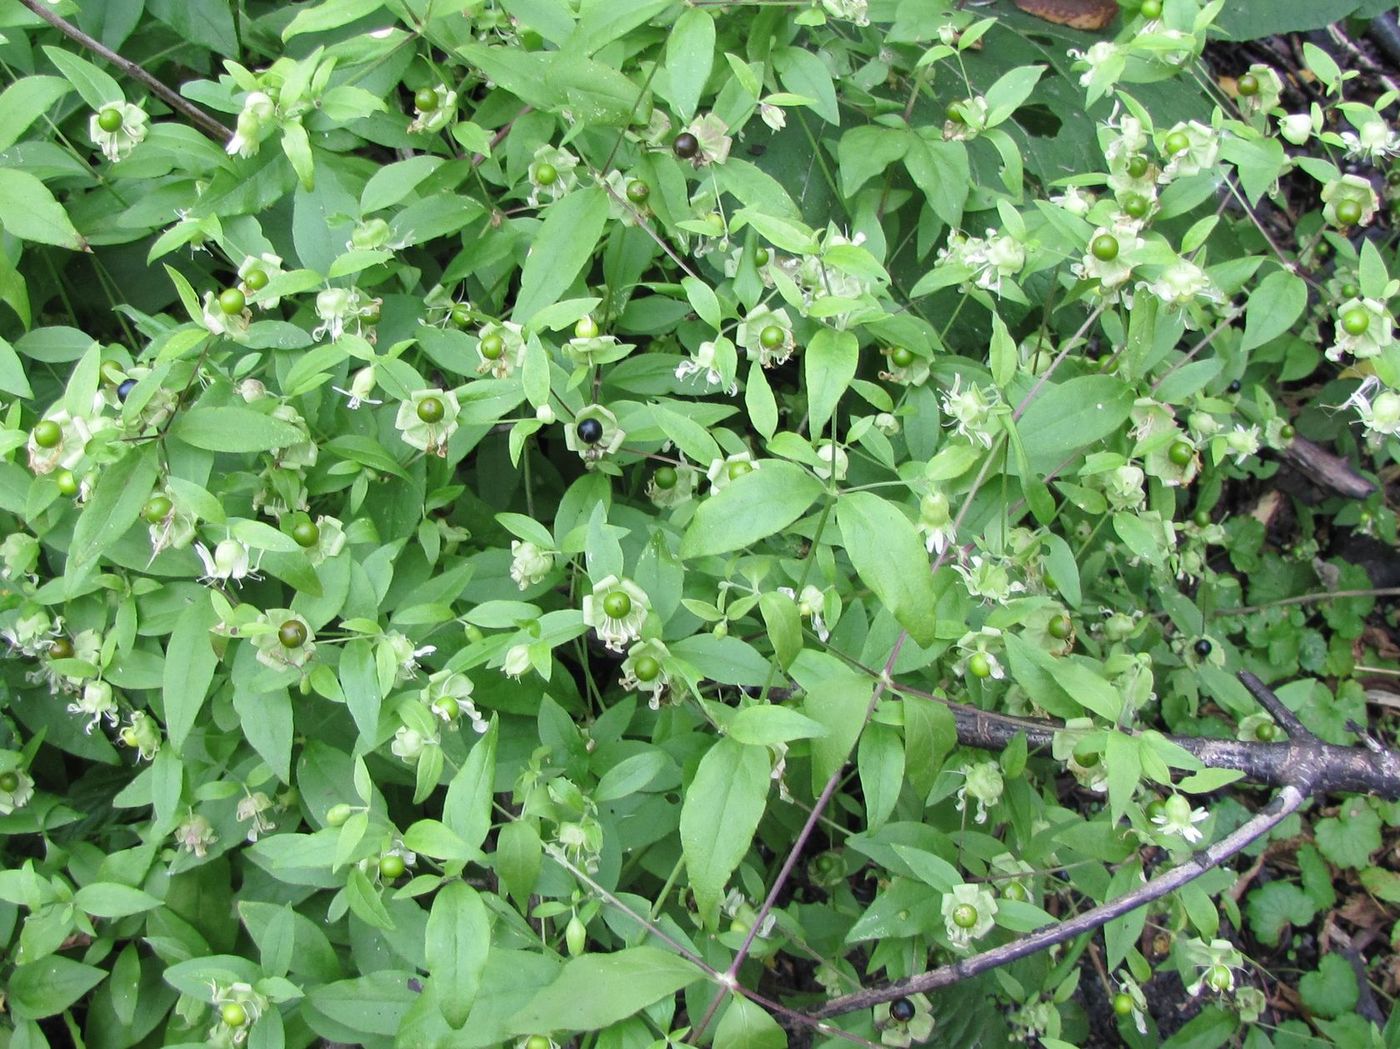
1014,0,1119,30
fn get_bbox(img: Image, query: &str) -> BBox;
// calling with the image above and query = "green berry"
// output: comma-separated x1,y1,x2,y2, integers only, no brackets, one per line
1167,440,1194,466
416,396,445,423
889,346,916,368
432,696,460,721
1073,742,1100,768
97,107,125,133
945,101,967,124
967,652,992,679
142,496,172,523
759,325,785,350
1341,308,1370,337
1112,992,1134,1017
1139,0,1162,15
526,1038,552,1049
1002,881,1028,902
1237,73,1260,96
278,619,308,649
1091,234,1119,261
480,333,505,360
1145,799,1166,822
1340,282,1360,299
243,268,269,291
414,87,440,112
1206,964,1232,992
1048,614,1073,640
951,903,979,929
754,247,770,266
653,466,678,490
0,772,18,793
1192,509,1211,528
727,460,753,480
1122,193,1150,219
292,521,320,548
534,162,558,187
1126,155,1150,179
218,288,246,315
379,852,406,879
626,180,650,204
633,655,661,682
326,803,354,826
49,637,74,660
221,1002,248,1028
1164,131,1191,156
56,470,78,496
602,591,632,619
1335,199,1363,226
450,304,473,329
1256,722,1278,742
1278,423,1295,440
574,315,599,339
32,420,61,448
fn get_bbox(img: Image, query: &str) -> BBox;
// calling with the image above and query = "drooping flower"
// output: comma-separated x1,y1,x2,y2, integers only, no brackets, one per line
194,538,256,585
118,711,162,762
957,760,1004,824
510,540,554,590
67,680,119,733
391,724,439,764
236,791,277,842
1151,792,1210,844
0,768,35,815
582,575,650,653
941,376,1002,449
227,91,276,158
174,810,217,858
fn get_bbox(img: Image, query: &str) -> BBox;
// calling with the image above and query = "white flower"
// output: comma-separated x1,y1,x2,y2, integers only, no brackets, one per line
1159,120,1219,181
420,670,487,732
0,769,35,815
581,575,650,653
408,84,457,134
236,791,277,842
941,375,1001,448
1341,377,1400,440
1152,793,1209,843
813,440,848,481
942,882,997,950
676,337,738,393
510,540,554,589
175,811,217,857
332,365,383,409
118,711,161,761
957,760,1004,824
194,538,255,585
227,91,276,158
381,631,434,685
1103,463,1146,510
737,307,796,368
1278,111,1317,146
89,102,149,162
391,724,438,764
1051,185,1094,217
1183,938,1243,997
1340,118,1400,163
395,389,461,457
821,0,869,25
953,554,1024,605
311,287,378,342
67,680,119,733
758,100,786,131
683,112,732,166
237,252,285,308
1139,260,1220,314
706,452,759,494
503,643,532,679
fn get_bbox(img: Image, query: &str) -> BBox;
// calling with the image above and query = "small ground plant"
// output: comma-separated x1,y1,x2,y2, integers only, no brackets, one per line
1,0,1399,1046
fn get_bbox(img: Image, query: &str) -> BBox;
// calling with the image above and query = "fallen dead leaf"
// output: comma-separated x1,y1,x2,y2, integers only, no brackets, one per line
1015,0,1119,30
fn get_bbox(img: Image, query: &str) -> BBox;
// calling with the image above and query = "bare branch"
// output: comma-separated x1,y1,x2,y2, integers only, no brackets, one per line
1238,671,1311,740
813,784,1307,1017
16,0,231,144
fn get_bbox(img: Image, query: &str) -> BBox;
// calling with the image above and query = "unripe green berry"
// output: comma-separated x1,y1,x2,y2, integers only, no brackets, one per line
653,466,678,490
143,496,172,523
450,304,473,329
626,180,650,204
967,652,992,679
1164,131,1190,156
633,655,661,682
416,396,445,423
1091,234,1120,261
1236,72,1259,97
32,420,61,448
326,803,354,827
1122,193,1150,219
602,591,632,619
1167,440,1194,466
218,288,246,315
0,772,18,793
889,346,915,368
480,333,505,360
574,316,599,339
49,637,74,660
1139,0,1162,16
1048,614,1073,640
1112,992,1135,1017
243,268,269,291
754,247,770,266
56,470,78,496
727,460,753,480
292,521,320,548
278,619,308,649
221,1002,248,1028
1335,199,1363,227
414,87,440,112
379,852,406,879
534,162,558,187
97,107,125,133
951,903,979,929
759,325,785,350
1341,308,1370,336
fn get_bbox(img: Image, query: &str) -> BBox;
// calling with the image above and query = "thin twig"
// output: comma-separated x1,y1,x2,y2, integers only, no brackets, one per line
812,785,1308,1017
16,0,230,143
1218,586,1400,616
1238,671,1311,739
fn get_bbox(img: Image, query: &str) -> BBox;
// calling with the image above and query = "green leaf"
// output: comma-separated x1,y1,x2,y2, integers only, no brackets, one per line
744,361,778,441
0,336,34,398
858,722,904,832
805,327,858,436
231,671,293,782
803,672,871,791
0,168,85,250
1105,732,1140,826
1298,954,1358,1020
443,720,497,853
163,594,218,749
7,956,106,1020
513,187,610,323
757,591,802,670
0,76,72,152
74,883,162,918
680,737,770,921
1242,269,1307,351
1246,881,1317,947
339,639,381,746
835,491,940,647
68,445,159,578
283,0,384,39
836,126,909,197
983,65,1045,126
989,312,1016,389
662,8,714,120
494,821,542,908
172,407,307,453
728,704,827,747
41,45,122,110
594,751,669,802
426,882,491,1029
1016,375,1134,472
773,47,838,123
507,947,701,1035
713,994,787,1049
680,461,824,559
1314,799,1381,869
903,136,968,231
345,867,395,930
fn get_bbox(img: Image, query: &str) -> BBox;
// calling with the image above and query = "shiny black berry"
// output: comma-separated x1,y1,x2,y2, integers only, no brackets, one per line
1193,638,1212,657
576,418,604,444
117,379,136,402
889,997,916,1023
1227,379,1241,393
672,132,699,159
